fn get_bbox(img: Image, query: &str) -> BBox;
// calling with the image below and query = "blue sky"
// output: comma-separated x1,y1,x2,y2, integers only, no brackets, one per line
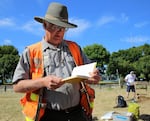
0,0,150,54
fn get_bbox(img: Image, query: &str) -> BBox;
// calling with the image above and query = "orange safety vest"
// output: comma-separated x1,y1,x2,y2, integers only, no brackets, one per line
20,40,84,121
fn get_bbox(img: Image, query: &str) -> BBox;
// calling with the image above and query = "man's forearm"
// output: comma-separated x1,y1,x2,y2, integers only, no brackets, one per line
13,78,44,93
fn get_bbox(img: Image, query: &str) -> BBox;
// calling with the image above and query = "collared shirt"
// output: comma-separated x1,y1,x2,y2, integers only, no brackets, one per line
13,38,91,110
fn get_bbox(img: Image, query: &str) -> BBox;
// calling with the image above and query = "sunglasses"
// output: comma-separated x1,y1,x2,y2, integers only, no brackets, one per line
45,22,68,32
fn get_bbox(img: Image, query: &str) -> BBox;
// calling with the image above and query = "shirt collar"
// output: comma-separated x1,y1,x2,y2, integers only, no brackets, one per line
41,38,68,52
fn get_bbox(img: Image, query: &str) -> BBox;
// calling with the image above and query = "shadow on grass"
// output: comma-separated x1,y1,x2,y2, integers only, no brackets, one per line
92,116,99,121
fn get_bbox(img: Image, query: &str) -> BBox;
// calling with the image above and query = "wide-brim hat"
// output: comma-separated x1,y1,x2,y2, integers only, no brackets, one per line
34,2,77,28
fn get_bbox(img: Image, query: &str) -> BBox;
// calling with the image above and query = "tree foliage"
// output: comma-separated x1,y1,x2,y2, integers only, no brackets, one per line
107,44,150,81
0,45,20,84
83,44,110,73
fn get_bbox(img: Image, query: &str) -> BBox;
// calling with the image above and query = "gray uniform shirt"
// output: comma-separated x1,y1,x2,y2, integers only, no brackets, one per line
13,38,91,110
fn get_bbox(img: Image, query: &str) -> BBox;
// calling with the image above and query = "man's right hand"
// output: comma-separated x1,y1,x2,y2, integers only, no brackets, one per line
42,75,64,90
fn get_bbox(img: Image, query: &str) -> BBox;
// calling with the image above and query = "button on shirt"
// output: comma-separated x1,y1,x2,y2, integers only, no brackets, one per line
12,39,91,110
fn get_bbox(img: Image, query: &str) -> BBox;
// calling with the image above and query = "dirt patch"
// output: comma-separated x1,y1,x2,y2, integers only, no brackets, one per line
136,93,150,103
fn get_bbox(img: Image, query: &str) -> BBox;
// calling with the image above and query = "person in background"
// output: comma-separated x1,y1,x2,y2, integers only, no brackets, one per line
12,2,100,121
124,71,137,99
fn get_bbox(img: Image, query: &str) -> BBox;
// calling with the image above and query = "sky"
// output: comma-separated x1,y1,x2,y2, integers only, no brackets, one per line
0,0,150,54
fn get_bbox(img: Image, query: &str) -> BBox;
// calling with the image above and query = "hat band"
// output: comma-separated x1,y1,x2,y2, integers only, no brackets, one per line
45,14,68,22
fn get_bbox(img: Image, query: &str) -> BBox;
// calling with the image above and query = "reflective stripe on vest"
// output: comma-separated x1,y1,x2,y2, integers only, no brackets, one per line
21,40,83,121
25,116,34,121
30,93,39,102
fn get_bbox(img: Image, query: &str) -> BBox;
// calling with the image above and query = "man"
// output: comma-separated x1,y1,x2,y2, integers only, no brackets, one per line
124,71,137,99
12,2,100,121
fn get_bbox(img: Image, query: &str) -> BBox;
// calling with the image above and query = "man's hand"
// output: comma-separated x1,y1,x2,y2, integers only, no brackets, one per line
42,75,64,90
86,68,101,84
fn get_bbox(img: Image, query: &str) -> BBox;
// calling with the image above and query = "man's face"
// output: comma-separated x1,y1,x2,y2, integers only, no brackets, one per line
44,21,66,46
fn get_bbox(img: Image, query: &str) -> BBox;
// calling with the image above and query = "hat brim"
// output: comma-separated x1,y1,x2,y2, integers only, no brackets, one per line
34,16,77,28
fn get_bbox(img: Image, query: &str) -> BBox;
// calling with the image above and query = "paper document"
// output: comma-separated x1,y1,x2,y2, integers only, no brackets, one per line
62,62,97,83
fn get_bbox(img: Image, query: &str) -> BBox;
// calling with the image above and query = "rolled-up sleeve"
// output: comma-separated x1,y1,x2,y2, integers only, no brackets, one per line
12,48,30,84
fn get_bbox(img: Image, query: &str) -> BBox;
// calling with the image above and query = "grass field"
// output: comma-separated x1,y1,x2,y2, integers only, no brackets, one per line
0,84,150,121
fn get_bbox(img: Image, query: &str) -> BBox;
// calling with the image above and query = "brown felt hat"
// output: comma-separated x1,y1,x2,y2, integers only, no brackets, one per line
34,2,77,28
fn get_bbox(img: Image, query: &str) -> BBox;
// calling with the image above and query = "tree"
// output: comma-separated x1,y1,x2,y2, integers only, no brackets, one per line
134,55,150,81
83,44,110,73
0,45,19,84
107,43,150,81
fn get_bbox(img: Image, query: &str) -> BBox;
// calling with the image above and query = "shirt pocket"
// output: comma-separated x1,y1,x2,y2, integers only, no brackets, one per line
44,54,55,75
65,54,76,69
